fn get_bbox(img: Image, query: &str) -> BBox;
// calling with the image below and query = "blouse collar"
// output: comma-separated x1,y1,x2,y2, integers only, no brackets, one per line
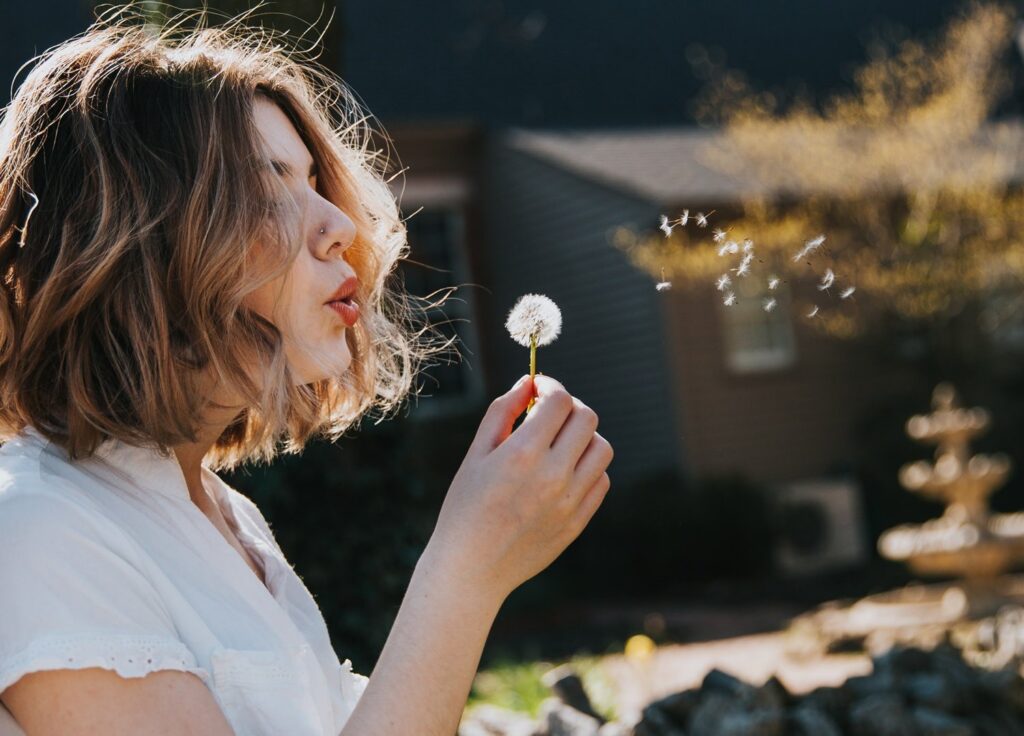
22,424,211,504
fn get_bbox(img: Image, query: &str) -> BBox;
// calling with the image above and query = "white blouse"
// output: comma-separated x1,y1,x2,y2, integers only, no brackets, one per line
0,424,368,735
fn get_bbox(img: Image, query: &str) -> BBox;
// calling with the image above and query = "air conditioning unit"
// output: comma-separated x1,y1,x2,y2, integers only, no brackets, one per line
772,477,868,577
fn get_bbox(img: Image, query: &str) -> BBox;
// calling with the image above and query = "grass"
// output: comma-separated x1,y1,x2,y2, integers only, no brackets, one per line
464,653,621,723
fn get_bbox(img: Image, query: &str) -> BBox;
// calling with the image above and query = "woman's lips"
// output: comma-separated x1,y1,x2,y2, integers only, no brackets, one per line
327,298,360,327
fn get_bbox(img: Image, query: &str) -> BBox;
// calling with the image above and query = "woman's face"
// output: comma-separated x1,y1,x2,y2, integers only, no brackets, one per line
243,96,359,386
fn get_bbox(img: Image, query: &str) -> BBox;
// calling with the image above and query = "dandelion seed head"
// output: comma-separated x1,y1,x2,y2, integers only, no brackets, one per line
763,298,777,312
742,239,754,254
717,241,739,257
713,228,727,243
680,209,689,226
723,291,737,306
659,214,673,237
806,234,826,249
505,293,563,347
818,268,835,291
768,276,780,290
807,305,820,318
696,212,709,227
716,274,732,291
656,281,672,292
840,286,856,299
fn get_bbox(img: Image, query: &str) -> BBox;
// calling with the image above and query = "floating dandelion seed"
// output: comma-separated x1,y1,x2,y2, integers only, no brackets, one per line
505,294,562,413
793,233,827,262
818,268,835,292
716,274,732,291
717,241,739,257
695,210,715,227
840,286,856,299
680,209,689,226
656,267,672,292
768,276,780,290
733,253,753,277
742,239,754,254
712,228,727,243
763,298,777,312
807,305,820,318
723,292,737,306
659,214,673,237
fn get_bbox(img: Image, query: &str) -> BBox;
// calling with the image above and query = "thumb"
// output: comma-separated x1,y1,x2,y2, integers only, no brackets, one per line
473,375,535,454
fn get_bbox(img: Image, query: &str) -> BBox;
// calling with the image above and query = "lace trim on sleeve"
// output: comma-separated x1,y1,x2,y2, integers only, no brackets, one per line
0,633,210,694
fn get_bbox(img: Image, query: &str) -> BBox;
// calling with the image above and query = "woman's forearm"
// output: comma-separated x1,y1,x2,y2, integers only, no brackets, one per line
339,544,506,736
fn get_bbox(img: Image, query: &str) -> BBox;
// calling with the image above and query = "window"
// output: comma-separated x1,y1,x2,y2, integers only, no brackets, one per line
397,207,484,415
720,277,797,373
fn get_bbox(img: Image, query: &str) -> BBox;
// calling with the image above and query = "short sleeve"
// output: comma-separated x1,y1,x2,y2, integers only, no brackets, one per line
0,491,205,695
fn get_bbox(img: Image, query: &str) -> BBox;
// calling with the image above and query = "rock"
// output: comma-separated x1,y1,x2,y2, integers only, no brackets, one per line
540,697,602,736
911,706,974,736
688,692,735,736
801,685,849,724
542,665,606,724
789,704,842,736
461,704,543,736
905,672,954,709
849,693,915,736
596,723,632,736
642,690,699,727
635,702,684,736
701,668,756,702
752,676,790,711
717,708,786,736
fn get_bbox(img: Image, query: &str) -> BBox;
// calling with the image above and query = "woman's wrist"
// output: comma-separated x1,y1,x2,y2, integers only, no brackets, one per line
415,539,509,614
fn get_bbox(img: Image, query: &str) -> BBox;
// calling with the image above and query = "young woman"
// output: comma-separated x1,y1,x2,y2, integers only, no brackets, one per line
0,6,613,736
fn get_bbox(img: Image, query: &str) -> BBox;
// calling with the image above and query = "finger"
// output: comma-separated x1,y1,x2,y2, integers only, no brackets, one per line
551,397,598,462
571,432,614,490
471,375,536,455
569,472,612,534
513,375,574,449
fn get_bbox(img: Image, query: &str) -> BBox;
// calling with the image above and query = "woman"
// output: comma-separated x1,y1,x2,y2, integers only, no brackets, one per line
0,6,614,736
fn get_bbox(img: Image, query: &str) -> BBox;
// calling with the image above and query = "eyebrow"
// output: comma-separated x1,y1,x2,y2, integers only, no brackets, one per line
269,157,318,178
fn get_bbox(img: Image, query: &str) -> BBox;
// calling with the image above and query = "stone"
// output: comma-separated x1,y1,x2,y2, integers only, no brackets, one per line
688,693,736,736
635,702,684,736
789,704,842,736
542,665,606,724
643,690,699,726
595,723,632,736
849,693,915,736
904,672,954,709
752,676,790,711
717,708,786,736
701,668,756,702
540,697,602,736
911,706,974,736
462,704,543,736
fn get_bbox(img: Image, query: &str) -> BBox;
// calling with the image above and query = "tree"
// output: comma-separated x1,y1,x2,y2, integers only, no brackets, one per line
615,2,1024,378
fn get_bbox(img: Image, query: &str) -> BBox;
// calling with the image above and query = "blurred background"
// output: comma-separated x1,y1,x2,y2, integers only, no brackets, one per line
7,0,1024,729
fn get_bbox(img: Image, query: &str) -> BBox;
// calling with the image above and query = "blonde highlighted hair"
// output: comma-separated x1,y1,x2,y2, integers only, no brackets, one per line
0,5,451,469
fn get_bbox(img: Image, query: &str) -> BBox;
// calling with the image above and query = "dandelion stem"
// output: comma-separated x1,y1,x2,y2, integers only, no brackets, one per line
527,333,537,413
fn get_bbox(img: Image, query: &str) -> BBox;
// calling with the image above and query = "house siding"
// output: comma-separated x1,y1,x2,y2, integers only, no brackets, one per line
479,133,685,487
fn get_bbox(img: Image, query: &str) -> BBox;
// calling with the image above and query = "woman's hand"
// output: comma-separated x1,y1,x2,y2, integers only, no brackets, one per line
423,374,614,603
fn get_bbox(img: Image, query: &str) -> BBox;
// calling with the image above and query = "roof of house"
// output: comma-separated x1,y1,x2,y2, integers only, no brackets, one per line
504,120,1024,205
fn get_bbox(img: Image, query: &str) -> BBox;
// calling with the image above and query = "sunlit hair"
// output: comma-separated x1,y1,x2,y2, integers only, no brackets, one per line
0,4,453,470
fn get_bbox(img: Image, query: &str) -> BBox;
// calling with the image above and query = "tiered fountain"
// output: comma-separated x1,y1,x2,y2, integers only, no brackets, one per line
878,382,1022,582
789,383,1024,656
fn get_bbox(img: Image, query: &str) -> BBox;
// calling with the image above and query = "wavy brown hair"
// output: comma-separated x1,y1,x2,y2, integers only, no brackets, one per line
0,5,452,469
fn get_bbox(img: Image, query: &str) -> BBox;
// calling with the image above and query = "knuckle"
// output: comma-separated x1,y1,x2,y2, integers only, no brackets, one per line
552,389,573,412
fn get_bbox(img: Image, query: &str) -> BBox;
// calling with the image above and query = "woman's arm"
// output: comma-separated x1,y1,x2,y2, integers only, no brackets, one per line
340,543,505,736
1,668,236,735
